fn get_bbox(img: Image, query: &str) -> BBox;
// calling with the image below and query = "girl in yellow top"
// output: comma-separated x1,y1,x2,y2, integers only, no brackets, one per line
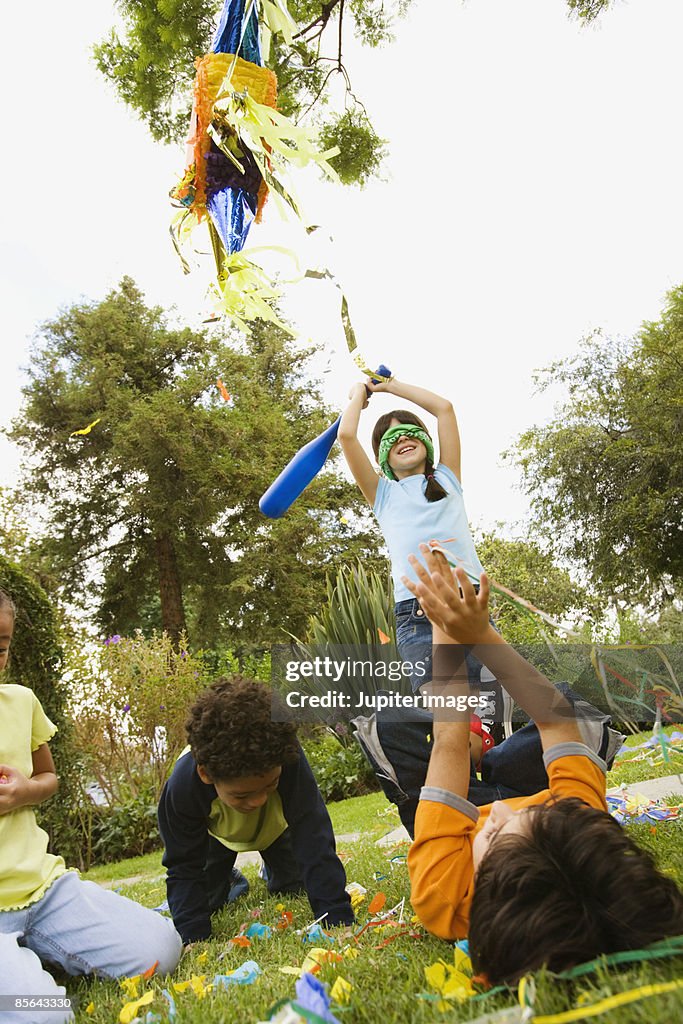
0,590,182,1024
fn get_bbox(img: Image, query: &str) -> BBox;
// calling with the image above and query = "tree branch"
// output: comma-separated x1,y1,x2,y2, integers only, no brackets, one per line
338,0,344,70
293,0,342,41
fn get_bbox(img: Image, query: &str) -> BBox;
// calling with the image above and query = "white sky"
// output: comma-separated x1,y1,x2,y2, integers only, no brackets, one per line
2,0,682,536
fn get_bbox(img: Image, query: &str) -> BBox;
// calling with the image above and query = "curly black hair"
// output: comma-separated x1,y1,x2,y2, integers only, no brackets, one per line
186,677,300,781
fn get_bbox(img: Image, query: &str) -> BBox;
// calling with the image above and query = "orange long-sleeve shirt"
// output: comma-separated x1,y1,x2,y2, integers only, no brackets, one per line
407,741,608,940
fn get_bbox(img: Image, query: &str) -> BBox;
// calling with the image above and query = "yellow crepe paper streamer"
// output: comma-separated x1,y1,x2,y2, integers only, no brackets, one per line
424,949,476,1010
119,990,154,1024
70,418,101,437
303,267,392,381
119,975,142,1000
261,0,295,46
330,976,353,1005
215,89,339,181
526,978,683,1022
173,973,211,998
208,249,295,335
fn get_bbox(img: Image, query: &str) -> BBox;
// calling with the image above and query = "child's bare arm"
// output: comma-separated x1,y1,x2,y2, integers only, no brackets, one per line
368,378,461,480
403,548,582,750
410,553,476,798
423,623,472,798
0,744,59,815
338,383,379,504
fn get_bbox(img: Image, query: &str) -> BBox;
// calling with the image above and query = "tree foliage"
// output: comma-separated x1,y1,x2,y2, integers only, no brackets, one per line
7,277,381,647
93,0,619,178
566,0,615,23
508,285,683,608
476,531,601,643
0,555,82,863
94,0,405,184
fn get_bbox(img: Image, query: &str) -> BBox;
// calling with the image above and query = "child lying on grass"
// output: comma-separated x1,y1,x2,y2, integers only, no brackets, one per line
402,548,683,984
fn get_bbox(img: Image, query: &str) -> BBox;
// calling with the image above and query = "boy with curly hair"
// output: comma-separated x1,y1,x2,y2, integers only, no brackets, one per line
158,678,353,945
403,547,683,984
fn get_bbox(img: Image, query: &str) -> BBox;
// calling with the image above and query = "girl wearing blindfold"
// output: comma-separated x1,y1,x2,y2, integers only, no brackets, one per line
338,378,509,748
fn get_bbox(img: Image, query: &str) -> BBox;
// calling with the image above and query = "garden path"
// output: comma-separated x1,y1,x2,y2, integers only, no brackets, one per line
96,772,683,891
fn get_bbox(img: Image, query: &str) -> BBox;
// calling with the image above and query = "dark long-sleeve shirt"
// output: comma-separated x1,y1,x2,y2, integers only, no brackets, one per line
158,746,353,942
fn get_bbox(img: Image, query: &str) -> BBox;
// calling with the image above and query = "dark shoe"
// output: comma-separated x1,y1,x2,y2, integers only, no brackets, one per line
227,867,249,903
603,727,627,770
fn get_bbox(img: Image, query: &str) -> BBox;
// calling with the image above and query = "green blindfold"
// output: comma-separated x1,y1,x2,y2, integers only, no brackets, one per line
378,424,434,480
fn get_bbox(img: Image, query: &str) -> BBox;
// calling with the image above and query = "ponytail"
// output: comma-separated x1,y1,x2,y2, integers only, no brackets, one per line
424,461,448,502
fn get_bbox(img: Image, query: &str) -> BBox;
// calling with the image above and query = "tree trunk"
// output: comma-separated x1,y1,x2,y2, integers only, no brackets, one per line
155,532,187,645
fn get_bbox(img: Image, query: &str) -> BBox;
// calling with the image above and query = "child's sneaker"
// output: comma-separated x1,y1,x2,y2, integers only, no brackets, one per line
479,666,515,742
227,867,250,902
470,714,495,770
603,727,627,770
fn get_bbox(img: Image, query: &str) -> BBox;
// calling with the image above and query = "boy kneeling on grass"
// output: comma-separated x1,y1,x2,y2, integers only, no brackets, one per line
403,547,683,985
158,678,354,945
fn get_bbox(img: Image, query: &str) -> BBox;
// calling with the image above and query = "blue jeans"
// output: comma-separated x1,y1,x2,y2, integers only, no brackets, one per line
356,684,611,838
0,870,182,1024
395,599,502,724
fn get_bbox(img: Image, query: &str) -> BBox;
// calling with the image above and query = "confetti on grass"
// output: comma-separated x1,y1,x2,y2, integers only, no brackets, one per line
418,944,476,1010
259,972,341,1023
345,881,367,909
119,989,155,1023
607,790,681,825
367,892,386,915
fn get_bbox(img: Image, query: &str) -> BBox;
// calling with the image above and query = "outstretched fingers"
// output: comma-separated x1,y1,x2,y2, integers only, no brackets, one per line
401,548,493,645
402,560,442,623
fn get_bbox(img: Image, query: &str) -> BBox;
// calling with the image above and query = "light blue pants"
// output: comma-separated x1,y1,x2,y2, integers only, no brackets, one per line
0,871,182,1024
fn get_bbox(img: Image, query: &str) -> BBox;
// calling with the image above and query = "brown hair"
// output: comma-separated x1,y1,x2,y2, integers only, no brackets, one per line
186,677,299,781
371,410,448,502
469,798,683,985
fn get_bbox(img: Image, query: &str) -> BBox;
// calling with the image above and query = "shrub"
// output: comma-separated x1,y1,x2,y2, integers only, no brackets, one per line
290,562,404,745
0,555,82,864
70,630,209,807
306,561,395,648
89,783,162,864
303,733,378,803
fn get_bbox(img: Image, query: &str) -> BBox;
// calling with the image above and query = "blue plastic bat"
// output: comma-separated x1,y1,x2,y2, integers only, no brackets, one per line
259,364,391,518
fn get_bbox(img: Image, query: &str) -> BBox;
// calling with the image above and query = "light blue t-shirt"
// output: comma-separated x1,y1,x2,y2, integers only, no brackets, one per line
373,463,485,603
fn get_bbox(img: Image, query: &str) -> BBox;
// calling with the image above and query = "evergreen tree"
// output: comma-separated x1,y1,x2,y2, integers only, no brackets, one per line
507,286,683,608
8,278,381,646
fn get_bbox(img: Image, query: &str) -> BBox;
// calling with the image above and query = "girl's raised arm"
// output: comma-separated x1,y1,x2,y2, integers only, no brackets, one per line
369,379,462,481
338,383,379,505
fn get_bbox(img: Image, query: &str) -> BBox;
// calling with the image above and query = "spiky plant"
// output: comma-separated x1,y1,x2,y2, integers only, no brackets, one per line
287,562,410,745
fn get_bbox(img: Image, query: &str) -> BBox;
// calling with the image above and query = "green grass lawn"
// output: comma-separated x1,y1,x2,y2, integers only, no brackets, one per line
80,791,396,885
607,727,683,789
69,748,683,1024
